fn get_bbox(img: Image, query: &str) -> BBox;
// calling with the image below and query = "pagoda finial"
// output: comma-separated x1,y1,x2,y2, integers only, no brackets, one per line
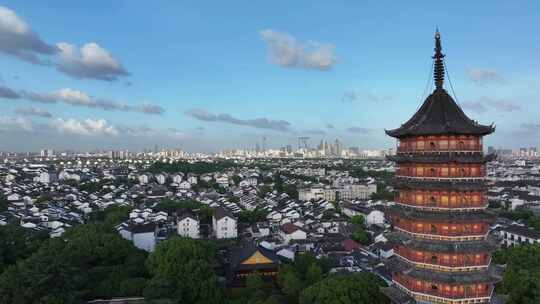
433,29,445,90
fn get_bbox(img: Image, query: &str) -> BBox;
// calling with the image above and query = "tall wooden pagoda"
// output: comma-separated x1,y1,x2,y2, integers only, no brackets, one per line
383,31,500,304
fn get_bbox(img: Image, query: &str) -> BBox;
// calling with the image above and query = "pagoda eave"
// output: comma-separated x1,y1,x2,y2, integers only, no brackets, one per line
387,205,496,223
387,153,497,164
386,232,499,253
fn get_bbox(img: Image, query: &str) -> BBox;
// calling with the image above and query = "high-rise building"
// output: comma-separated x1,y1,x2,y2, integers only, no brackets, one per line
383,31,500,304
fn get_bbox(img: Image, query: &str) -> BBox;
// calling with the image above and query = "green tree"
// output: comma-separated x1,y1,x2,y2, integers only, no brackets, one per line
144,237,223,304
495,244,540,304
0,222,48,273
299,273,389,304
277,265,303,302
0,224,148,303
0,193,7,212
350,215,365,227
306,263,323,285
232,175,242,186
274,173,283,192
89,205,132,230
352,229,370,245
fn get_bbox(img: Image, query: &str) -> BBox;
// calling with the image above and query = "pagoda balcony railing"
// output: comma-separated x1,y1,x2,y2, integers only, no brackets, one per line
394,280,493,302
394,175,485,181
395,227,488,241
395,252,491,272
395,201,488,212
396,147,483,153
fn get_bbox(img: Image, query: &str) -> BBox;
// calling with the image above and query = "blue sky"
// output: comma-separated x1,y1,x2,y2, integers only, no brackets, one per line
0,1,539,152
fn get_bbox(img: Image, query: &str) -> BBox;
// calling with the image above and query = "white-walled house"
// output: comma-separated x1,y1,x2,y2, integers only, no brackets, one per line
138,174,149,185
179,181,191,190
177,212,200,239
212,207,237,239
279,223,307,244
156,173,167,185
172,173,184,184
187,174,198,185
117,222,157,252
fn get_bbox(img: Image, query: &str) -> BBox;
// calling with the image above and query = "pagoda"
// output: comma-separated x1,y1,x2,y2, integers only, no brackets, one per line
383,31,500,304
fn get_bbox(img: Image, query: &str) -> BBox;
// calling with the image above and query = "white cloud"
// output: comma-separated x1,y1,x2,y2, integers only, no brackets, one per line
52,118,119,136
19,87,164,115
465,68,505,87
0,6,57,64
56,42,128,81
14,107,53,118
0,116,33,131
462,97,520,114
260,29,337,70
186,108,291,132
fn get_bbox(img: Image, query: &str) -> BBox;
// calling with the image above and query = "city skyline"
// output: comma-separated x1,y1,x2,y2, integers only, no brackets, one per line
1,1,539,152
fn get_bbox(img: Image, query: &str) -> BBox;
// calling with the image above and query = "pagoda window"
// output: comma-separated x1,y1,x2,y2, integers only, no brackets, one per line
431,255,438,263
429,141,436,150
441,195,449,205
458,141,465,150
417,141,425,150
431,284,438,291
415,195,423,204
441,167,449,177
429,196,436,206
439,140,448,150
449,140,456,149
430,224,438,233
429,168,436,177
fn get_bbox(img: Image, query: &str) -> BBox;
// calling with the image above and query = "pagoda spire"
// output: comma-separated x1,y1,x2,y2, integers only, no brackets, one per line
433,29,445,90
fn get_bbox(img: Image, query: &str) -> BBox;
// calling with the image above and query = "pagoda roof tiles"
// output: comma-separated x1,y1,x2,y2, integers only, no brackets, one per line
386,89,494,138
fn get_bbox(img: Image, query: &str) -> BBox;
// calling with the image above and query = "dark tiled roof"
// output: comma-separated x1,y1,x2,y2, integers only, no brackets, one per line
214,206,235,221
501,225,540,239
380,286,417,304
281,222,305,234
385,89,494,138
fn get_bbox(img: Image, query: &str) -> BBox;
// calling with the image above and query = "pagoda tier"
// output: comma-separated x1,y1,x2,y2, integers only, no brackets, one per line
396,163,485,179
396,189,487,210
386,232,499,254
395,135,487,153
383,31,499,304
393,178,487,191
387,258,501,303
388,153,497,164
